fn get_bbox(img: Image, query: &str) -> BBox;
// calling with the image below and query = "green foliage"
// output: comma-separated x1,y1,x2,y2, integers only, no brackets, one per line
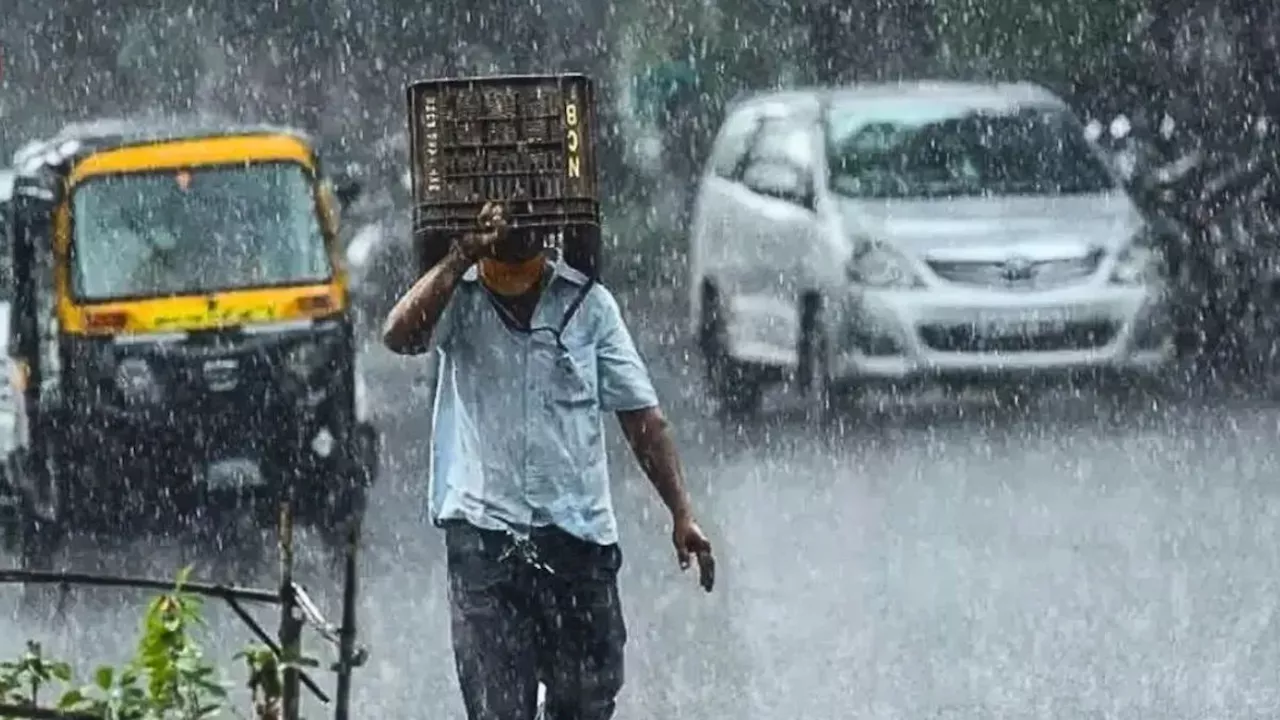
0,568,288,720
0,640,74,707
933,0,1147,87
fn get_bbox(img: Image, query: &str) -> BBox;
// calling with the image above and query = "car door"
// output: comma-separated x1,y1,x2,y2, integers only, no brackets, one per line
689,106,762,334
722,117,823,365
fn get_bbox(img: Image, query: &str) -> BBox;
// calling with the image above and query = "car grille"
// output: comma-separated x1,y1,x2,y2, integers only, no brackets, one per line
927,252,1103,290
918,320,1118,353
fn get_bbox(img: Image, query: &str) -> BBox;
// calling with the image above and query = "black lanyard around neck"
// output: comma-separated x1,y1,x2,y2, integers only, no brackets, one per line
483,276,597,352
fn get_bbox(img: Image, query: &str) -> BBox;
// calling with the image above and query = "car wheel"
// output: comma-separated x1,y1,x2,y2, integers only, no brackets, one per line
699,283,763,418
797,292,859,425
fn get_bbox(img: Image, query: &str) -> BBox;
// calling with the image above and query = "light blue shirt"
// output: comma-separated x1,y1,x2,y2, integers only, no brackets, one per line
427,260,659,545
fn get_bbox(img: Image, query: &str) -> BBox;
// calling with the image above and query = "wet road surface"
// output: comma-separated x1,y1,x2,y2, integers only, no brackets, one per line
5,291,1280,718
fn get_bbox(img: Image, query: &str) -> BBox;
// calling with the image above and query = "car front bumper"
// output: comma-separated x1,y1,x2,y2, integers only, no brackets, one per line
828,283,1175,383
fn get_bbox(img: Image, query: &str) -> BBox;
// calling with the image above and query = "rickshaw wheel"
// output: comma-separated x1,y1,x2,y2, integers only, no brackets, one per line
15,504,67,612
315,485,367,572
18,512,61,570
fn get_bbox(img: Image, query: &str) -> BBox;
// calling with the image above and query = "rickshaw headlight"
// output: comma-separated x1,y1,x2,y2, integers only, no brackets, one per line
114,358,161,404
285,343,327,382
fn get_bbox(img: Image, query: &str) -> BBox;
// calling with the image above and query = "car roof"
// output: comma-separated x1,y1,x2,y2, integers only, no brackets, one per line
731,80,1067,119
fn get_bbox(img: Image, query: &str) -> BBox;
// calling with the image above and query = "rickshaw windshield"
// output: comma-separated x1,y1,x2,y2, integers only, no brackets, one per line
69,161,332,301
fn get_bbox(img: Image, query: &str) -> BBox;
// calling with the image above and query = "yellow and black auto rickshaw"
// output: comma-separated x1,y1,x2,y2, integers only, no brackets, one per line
1,119,379,566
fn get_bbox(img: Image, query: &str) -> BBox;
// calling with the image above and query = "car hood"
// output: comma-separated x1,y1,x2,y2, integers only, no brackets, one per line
837,192,1144,261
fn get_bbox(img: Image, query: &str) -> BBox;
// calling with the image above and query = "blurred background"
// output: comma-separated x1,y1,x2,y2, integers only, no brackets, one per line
5,0,1276,289
7,4,1280,718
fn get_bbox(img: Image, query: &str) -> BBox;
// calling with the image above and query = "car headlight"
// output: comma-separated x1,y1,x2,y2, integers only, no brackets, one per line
847,245,922,288
115,357,162,404
285,343,328,382
1109,243,1161,286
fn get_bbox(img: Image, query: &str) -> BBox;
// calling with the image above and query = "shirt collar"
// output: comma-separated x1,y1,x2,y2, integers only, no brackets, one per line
460,257,588,286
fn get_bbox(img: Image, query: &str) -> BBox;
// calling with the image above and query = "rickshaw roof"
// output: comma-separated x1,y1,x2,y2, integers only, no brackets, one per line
12,117,318,180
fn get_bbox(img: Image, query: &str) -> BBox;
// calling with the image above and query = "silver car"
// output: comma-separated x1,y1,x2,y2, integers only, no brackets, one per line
687,82,1173,415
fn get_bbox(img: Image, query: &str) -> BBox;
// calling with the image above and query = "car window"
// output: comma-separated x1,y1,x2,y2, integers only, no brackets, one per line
709,109,760,178
739,120,816,205
826,100,1117,199
745,119,815,170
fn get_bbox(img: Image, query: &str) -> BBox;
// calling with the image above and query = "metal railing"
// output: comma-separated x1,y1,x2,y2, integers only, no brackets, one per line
0,500,367,720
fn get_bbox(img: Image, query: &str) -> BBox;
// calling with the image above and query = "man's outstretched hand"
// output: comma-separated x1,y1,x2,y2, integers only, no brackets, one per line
673,514,715,592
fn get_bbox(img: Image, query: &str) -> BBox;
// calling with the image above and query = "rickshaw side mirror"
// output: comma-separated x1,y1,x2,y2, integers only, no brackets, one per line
334,176,363,210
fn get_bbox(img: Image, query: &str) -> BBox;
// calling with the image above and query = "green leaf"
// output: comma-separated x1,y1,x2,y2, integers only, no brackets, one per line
48,661,73,683
94,666,114,690
55,688,85,708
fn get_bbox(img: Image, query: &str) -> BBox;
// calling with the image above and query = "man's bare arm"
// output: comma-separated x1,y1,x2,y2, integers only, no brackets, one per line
380,249,471,355
617,406,693,521
382,201,507,355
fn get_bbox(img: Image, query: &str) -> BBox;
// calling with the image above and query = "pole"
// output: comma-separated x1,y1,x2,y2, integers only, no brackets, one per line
277,494,303,720
334,517,360,720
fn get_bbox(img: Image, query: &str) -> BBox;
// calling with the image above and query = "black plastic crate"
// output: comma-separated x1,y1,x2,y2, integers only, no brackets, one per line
407,73,601,274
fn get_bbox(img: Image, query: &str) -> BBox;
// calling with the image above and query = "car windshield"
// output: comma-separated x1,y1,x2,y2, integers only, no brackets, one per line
826,101,1118,199
70,162,331,300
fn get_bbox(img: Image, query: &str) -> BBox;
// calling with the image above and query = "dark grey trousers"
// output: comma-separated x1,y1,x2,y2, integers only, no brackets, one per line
445,521,626,720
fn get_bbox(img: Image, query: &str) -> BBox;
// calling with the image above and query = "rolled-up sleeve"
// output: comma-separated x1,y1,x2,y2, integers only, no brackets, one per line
593,287,659,412
431,293,461,353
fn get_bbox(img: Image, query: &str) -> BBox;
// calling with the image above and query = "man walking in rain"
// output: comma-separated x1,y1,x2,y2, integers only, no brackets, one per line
382,202,715,720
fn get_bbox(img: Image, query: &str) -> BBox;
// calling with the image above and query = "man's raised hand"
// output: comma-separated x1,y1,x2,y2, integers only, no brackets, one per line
453,200,509,262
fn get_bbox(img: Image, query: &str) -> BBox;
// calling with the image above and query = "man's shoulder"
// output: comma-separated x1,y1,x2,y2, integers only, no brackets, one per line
551,261,591,287
547,264,628,337
551,263,620,311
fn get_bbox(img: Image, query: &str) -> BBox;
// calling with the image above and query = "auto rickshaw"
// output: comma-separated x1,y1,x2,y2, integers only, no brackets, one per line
1,119,379,567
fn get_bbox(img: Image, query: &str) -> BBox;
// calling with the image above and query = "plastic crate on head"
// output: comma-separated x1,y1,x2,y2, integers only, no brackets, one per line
407,73,601,277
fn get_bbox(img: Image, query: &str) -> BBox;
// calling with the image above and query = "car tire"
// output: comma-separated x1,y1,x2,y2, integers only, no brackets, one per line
797,292,859,424
699,283,763,418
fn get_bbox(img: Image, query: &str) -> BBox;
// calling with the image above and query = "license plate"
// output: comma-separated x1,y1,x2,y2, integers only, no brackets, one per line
203,358,239,391
975,311,1068,336
200,458,264,490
